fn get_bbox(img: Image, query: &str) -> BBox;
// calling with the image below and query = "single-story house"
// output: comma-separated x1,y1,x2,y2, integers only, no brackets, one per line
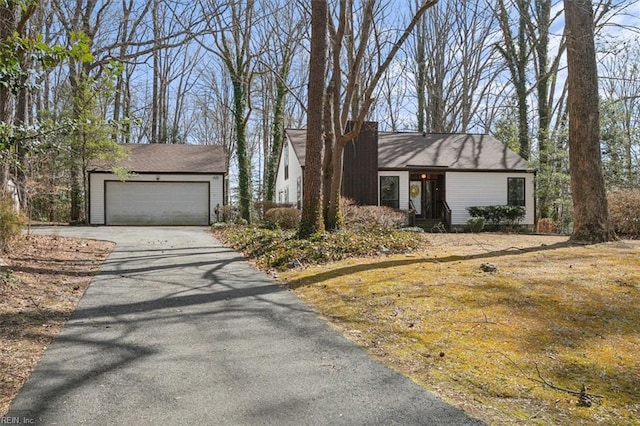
275,122,535,229
88,143,227,225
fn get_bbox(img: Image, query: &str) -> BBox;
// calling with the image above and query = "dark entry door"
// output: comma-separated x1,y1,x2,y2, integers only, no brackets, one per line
410,178,437,219
410,173,444,220
423,179,436,219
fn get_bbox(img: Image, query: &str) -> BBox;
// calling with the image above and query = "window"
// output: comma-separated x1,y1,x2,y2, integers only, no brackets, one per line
380,176,399,209
284,143,289,180
507,177,526,206
296,176,302,209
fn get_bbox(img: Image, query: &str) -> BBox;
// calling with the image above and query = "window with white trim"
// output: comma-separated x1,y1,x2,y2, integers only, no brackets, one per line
380,176,400,209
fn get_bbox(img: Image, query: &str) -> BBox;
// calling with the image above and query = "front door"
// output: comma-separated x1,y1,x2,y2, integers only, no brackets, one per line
410,173,444,219
424,179,435,218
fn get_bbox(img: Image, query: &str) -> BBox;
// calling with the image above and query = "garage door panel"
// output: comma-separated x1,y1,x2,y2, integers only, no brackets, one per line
106,181,209,225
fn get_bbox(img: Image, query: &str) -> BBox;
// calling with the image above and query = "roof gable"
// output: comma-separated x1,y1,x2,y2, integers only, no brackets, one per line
90,143,228,174
285,129,308,167
377,132,529,170
284,129,529,171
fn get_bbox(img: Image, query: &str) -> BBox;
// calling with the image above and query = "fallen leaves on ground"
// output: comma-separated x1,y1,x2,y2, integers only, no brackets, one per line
0,234,113,416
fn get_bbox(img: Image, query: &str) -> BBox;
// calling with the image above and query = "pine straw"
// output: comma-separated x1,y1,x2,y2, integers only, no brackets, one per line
279,234,640,425
0,235,113,416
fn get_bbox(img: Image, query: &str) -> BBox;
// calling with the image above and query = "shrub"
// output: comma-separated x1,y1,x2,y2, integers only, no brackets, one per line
467,216,486,233
0,197,24,252
537,218,559,234
608,189,640,238
216,205,252,225
503,206,527,225
214,226,421,271
219,205,239,223
263,207,301,230
467,205,526,226
342,198,407,231
254,201,294,222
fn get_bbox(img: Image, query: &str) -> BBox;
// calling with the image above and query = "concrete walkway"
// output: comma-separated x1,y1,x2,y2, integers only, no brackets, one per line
7,226,483,425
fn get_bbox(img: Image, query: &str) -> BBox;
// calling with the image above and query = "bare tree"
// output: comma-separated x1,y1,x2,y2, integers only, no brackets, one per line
112,0,152,143
192,60,236,205
564,0,615,242
194,0,259,222
494,0,531,160
299,0,328,237
322,0,438,230
259,1,306,202
410,0,504,133
599,37,640,188
372,58,411,131
53,0,111,221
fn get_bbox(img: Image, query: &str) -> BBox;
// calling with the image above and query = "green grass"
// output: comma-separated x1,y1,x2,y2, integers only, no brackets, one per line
215,228,640,425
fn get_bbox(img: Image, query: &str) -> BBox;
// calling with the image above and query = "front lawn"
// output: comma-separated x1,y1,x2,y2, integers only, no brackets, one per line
218,228,640,425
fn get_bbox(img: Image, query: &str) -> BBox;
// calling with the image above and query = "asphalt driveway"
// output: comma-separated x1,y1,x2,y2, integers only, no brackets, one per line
7,226,483,425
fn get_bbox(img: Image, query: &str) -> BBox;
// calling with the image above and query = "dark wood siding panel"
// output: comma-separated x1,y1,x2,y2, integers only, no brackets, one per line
342,121,379,205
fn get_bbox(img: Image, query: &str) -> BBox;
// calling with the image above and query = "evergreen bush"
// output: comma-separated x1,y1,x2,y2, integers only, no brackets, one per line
466,205,526,226
467,216,486,233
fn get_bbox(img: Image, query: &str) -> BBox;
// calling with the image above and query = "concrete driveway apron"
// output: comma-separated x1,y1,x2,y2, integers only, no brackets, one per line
7,226,483,425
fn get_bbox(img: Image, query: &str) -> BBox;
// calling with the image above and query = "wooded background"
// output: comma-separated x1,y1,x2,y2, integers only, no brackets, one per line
1,0,638,231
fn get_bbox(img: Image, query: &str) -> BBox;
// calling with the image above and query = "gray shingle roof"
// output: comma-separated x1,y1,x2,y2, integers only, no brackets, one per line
89,143,228,174
285,129,529,171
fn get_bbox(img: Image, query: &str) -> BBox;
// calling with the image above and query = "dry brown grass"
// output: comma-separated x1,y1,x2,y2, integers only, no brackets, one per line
0,235,113,416
279,233,640,425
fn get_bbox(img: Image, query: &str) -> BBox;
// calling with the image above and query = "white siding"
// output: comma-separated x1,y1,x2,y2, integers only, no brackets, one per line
89,173,224,225
275,138,303,206
378,171,410,209
446,171,535,225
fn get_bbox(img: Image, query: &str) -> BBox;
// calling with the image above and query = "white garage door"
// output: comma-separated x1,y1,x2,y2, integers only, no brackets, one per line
105,181,209,225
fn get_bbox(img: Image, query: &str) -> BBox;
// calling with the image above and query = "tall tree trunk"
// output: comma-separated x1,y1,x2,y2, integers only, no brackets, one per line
69,68,84,223
535,0,551,218
1,1,36,209
324,0,437,230
515,0,529,160
0,5,16,126
151,0,160,143
233,78,251,222
13,71,29,212
496,0,530,160
322,81,335,222
564,0,615,242
265,72,289,202
326,136,346,231
298,0,327,238
414,4,427,133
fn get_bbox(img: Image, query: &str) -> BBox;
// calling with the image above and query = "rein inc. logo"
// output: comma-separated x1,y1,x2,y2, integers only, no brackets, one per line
0,415,35,424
